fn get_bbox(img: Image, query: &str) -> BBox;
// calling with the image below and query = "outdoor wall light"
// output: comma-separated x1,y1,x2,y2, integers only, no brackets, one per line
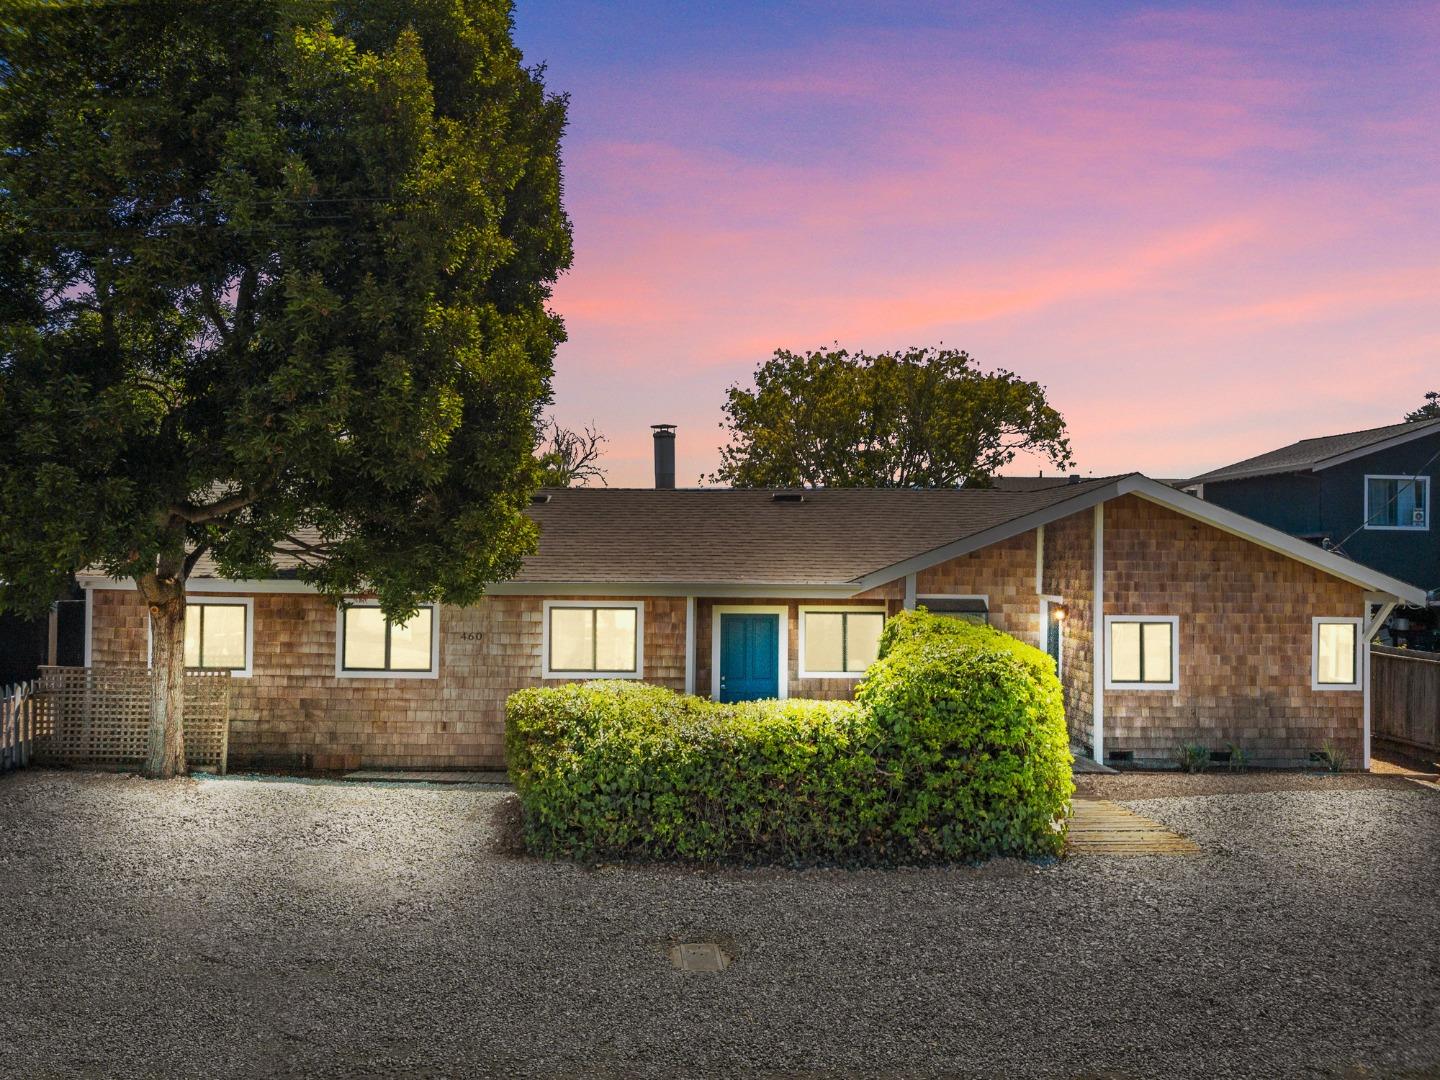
1052,604,1067,622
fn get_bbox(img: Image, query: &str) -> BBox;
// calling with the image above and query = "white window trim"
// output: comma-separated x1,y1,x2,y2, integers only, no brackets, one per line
146,595,255,678
1363,473,1430,531
541,600,645,680
797,605,887,679
1312,616,1363,692
710,604,789,700
1103,615,1179,691
1039,595,1064,679
335,601,440,680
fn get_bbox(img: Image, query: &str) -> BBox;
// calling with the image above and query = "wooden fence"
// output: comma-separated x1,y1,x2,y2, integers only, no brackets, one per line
1,678,41,773
31,666,231,773
1371,645,1440,761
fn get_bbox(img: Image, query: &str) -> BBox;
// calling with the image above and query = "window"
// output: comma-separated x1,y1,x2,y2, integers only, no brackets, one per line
1104,616,1179,690
337,604,437,678
181,599,252,676
1365,475,1429,530
918,595,989,625
799,608,885,677
1312,617,1361,690
543,602,642,678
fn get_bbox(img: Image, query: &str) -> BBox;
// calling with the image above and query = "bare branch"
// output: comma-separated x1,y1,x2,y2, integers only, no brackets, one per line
536,418,608,487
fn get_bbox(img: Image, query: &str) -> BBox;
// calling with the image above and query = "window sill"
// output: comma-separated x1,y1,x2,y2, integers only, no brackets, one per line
335,669,439,680
542,670,644,681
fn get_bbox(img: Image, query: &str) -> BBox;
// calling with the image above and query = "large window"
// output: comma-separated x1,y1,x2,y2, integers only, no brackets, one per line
337,604,437,678
543,602,642,678
1365,475,1429,530
1104,616,1178,690
181,599,252,676
1312,617,1361,690
799,608,885,677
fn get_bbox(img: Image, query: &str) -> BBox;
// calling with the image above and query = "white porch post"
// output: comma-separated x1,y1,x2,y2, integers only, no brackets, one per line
903,574,917,611
1361,594,1398,771
684,595,697,695
1092,503,1105,764
82,585,93,668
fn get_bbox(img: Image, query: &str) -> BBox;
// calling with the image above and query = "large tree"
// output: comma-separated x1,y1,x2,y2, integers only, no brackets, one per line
0,0,571,777
708,346,1073,488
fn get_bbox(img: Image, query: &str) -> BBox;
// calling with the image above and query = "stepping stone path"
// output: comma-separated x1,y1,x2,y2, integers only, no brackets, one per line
1067,798,1200,856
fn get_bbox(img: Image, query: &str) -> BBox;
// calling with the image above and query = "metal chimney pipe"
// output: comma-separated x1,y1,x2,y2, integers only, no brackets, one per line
652,424,676,488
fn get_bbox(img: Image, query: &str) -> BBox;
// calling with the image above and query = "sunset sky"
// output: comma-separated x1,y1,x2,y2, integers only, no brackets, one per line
512,1,1440,487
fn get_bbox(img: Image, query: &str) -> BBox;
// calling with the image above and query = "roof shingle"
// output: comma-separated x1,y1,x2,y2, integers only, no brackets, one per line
1189,417,1440,485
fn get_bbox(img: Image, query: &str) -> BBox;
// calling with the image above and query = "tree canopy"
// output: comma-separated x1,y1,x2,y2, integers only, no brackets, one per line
1406,391,1440,423
707,347,1073,488
0,0,571,773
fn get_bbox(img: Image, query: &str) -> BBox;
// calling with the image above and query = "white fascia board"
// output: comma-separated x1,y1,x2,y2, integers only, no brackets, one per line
486,580,862,598
79,575,317,593
1311,419,1440,471
1119,476,1428,605
78,574,864,600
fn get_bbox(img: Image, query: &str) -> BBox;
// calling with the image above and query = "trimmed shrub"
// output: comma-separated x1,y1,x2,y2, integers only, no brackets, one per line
505,609,1074,865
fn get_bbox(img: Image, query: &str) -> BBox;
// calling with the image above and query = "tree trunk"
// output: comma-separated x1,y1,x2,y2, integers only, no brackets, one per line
140,576,187,778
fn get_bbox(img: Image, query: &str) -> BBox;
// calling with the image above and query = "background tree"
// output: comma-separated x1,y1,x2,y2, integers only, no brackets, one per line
1406,391,1440,422
0,0,571,776
536,418,607,486
708,346,1073,488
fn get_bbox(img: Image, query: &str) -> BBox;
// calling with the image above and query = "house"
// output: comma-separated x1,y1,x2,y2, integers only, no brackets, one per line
76,430,1425,772
1185,417,1440,595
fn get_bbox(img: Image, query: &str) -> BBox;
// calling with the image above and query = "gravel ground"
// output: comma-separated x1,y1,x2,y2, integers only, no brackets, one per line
2,770,1438,1080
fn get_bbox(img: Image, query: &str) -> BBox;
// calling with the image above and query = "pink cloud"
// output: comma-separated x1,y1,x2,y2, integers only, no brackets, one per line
540,4,1440,486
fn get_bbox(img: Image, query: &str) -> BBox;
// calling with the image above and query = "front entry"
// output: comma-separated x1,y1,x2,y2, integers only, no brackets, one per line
719,612,780,702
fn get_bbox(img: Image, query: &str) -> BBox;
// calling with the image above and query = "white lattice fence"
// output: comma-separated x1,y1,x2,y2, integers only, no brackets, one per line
34,666,230,773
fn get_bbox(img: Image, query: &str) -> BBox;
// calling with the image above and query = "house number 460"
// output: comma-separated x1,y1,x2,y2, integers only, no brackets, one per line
457,631,484,641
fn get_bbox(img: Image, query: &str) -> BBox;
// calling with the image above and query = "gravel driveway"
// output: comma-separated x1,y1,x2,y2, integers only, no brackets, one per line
1,770,1437,1080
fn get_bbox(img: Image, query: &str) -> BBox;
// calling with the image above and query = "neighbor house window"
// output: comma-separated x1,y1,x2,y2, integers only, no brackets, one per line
1365,475,1429,530
181,599,252,676
800,608,885,677
543,602,643,678
1104,616,1179,690
1312,617,1361,691
337,603,437,678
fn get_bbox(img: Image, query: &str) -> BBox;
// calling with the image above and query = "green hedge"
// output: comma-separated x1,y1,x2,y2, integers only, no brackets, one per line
505,608,1074,865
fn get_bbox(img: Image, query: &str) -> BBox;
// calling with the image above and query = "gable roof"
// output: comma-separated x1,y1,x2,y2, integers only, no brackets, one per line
516,478,1119,587
1188,417,1440,486
79,474,1426,606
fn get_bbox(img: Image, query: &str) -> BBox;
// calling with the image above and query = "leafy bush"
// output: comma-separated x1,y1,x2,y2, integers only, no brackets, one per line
505,609,1074,865
1224,743,1250,772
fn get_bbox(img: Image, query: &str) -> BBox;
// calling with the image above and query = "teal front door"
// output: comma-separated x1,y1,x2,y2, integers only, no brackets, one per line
719,613,780,702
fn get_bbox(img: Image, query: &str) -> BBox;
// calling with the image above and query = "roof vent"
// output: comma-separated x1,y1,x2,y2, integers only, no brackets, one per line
530,493,552,505
771,491,806,503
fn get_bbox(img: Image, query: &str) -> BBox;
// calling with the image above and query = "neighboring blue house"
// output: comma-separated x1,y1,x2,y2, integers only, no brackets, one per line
1185,417,1440,605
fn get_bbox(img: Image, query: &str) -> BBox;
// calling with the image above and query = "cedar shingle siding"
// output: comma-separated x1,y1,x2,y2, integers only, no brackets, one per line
83,484,1388,770
1098,495,1365,767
